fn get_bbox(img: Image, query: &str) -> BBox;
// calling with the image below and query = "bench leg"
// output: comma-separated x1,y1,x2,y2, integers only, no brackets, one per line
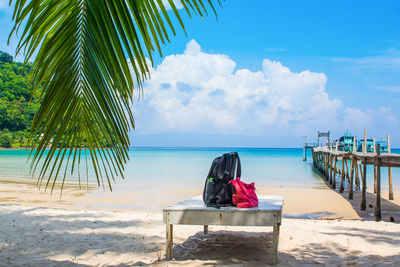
204,225,208,234
272,223,280,265
166,224,173,260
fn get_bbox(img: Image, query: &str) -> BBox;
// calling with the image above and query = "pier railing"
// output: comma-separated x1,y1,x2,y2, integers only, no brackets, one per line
303,142,319,161
304,142,319,148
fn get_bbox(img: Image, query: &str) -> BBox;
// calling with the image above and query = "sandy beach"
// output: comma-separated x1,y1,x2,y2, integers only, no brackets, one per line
1,0,400,265
1,178,400,266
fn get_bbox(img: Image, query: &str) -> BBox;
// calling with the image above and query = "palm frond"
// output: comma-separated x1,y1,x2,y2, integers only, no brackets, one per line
9,0,221,193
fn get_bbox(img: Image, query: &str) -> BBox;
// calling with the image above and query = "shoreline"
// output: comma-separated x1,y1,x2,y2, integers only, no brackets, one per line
0,147,31,150
1,177,399,221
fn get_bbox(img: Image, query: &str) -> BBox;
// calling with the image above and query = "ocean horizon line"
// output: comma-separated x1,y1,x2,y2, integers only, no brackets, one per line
129,146,400,150
129,146,305,150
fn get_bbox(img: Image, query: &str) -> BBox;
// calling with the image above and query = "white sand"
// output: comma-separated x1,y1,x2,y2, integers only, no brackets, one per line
1,179,400,266
1,204,400,266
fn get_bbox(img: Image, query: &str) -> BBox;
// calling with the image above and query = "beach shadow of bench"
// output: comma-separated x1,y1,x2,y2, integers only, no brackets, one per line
172,230,275,264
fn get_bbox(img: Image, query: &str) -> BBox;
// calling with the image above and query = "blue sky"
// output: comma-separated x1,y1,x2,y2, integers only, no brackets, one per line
1,0,399,147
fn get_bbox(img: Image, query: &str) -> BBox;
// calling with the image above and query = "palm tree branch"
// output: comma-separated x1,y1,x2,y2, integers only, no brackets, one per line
10,0,221,192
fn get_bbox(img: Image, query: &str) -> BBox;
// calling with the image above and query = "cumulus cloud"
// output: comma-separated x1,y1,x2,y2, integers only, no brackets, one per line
342,107,374,131
341,106,398,132
132,40,397,139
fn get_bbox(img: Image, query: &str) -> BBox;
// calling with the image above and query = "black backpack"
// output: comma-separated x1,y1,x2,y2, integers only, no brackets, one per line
203,152,241,207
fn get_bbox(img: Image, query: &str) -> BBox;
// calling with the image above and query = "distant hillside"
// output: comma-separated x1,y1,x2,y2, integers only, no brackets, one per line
0,51,41,148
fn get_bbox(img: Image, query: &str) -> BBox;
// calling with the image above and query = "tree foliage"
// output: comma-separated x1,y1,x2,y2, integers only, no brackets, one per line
0,51,40,147
0,51,13,64
10,0,221,192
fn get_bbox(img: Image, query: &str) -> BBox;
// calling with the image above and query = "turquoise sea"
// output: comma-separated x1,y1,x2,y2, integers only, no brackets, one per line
0,147,399,191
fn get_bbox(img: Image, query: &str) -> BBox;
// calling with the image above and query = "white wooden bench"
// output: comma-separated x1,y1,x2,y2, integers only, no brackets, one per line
163,195,283,264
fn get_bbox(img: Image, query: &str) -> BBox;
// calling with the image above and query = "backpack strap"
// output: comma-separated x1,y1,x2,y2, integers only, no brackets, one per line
231,152,241,179
224,153,233,181
236,154,241,178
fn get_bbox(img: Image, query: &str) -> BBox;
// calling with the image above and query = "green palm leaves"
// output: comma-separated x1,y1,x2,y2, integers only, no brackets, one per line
10,0,221,193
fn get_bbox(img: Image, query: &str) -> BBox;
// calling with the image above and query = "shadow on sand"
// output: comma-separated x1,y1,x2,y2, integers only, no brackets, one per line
0,204,164,266
1,202,400,266
171,230,275,264
152,226,400,266
312,165,400,222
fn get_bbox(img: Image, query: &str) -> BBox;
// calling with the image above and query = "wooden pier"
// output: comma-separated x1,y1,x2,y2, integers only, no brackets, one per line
311,133,399,221
303,142,318,161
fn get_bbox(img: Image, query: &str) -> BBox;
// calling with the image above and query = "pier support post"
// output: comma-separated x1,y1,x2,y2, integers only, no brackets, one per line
348,156,354,200
373,137,376,194
388,134,394,200
355,160,360,191
340,158,345,193
320,154,323,174
311,149,315,166
375,144,382,221
329,155,333,184
361,159,367,211
374,166,377,194
388,167,393,200
332,156,337,189
314,150,317,168
303,146,306,161
345,159,349,183
327,154,330,179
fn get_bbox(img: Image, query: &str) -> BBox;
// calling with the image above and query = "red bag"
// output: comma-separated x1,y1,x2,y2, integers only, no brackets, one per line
231,177,258,208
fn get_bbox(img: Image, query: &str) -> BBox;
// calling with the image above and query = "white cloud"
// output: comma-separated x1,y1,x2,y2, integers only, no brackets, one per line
339,106,398,138
330,49,400,70
342,107,374,131
132,40,397,140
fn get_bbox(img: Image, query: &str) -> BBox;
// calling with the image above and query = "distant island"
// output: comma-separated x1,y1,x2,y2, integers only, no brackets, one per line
0,51,41,148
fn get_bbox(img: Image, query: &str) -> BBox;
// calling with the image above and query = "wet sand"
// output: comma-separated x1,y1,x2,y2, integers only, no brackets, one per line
0,178,361,218
2,177,399,220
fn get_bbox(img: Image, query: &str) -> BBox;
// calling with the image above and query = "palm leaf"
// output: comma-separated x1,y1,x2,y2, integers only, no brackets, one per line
9,0,222,193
